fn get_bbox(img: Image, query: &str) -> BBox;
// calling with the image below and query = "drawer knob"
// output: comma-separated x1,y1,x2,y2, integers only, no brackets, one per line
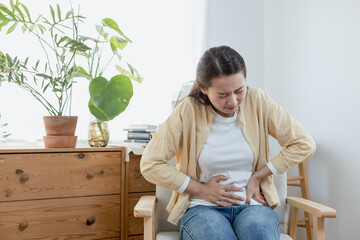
20,174,30,183
87,171,95,179
19,221,28,229
78,153,85,158
86,216,95,226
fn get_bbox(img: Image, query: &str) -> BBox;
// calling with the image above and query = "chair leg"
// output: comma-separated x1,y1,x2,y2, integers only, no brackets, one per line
312,215,325,240
143,209,156,240
289,205,299,240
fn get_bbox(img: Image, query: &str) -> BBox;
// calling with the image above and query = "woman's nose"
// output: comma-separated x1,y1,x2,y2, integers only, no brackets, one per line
227,94,238,105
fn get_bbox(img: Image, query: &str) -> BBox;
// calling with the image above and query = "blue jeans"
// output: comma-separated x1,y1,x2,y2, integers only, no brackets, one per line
179,205,280,240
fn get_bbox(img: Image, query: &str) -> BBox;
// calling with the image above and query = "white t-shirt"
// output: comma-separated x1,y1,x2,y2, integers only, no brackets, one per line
177,109,278,207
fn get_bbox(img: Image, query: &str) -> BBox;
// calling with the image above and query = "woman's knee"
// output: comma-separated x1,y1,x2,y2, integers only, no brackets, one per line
180,206,236,240
233,206,280,240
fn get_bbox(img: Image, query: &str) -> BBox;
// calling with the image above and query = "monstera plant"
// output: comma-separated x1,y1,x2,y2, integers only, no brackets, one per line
75,18,143,147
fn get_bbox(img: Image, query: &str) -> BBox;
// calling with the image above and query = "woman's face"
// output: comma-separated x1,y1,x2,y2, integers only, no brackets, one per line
201,72,247,118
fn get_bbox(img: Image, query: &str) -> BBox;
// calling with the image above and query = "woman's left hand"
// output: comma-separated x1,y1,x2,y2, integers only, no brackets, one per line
245,173,267,205
246,165,274,205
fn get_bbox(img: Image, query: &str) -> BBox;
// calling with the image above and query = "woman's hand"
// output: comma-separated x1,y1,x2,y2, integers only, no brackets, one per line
245,173,267,205
245,165,272,205
185,175,244,206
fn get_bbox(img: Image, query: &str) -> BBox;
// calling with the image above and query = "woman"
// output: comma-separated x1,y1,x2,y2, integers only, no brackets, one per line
140,46,315,240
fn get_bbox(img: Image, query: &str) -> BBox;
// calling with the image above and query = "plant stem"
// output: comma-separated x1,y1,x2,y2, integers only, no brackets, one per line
96,121,107,140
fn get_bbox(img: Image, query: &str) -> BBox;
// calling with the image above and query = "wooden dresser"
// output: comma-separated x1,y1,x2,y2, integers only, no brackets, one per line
0,147,155,240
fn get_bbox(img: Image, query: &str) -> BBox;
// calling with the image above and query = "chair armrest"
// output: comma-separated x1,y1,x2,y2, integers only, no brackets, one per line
286,196,336,218
134,195,156,218
134,196,157,240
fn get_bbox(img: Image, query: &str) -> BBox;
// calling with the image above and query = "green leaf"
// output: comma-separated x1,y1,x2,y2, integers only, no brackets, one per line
6,21,17,34
0,6,16,20
36,24,45,34
89,75,133,121
88,100,108,121
0,11,10,21
35,59,40,70
109,36,128,50
21,23,26,33
24,57,28,66
36,73,51,79
57,36,70,46
19,3,31,22
102,18,132,42
5,54,12,66
0,19,10,29
110,43,117,53
29,23,34,32
65,10,73,19
56,4,61,21
9,0,15,12
95,24,109,39
78,35,101,43
13,5,24,21
43,82,50,93
71,66,91,80
49,5,55,23
115,65,143,83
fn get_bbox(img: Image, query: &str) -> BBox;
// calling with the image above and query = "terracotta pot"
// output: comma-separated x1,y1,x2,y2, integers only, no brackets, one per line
43,136,78,148
43,116,78,148
43,116,78,136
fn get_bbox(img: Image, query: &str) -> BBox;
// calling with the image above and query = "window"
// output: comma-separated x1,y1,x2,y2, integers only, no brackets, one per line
0,0,206,143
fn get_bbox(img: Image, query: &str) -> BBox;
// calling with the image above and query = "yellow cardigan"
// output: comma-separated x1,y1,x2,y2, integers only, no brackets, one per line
140,87,316,225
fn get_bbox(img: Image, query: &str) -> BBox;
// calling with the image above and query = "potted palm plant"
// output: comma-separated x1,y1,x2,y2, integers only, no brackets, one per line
0,1,90,147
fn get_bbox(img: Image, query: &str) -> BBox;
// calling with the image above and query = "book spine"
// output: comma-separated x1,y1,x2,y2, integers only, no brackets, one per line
127,132,152,140
124,139,150,143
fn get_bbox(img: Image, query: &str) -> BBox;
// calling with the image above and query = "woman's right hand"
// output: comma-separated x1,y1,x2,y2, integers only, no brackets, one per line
198,175,244,206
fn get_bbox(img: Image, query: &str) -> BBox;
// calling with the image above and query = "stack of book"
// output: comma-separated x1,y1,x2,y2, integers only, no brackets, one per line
124,124,157,144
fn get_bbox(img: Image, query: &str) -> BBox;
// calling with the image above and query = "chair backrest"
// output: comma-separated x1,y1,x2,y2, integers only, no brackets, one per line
156,165,289,234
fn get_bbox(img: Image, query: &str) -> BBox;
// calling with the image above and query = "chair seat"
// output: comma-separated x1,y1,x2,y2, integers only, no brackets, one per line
157,231,292,240
280,233,293,240
157,231,180,240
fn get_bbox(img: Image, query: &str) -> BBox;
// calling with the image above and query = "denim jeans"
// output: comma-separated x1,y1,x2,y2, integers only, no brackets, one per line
179,205,280,240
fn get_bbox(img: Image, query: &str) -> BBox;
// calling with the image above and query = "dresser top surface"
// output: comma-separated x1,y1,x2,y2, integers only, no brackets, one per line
0,146,125,154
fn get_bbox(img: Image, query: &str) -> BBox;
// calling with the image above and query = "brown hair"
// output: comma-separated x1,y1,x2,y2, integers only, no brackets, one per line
188,46,247,105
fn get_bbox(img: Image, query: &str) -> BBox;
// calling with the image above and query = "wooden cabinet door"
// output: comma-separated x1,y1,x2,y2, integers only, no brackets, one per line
127,153,155,193
0,151,121,201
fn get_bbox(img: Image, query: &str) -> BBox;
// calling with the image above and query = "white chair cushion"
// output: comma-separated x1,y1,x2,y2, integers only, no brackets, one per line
157,231,180,240
280,233,293,240
157,231,292,240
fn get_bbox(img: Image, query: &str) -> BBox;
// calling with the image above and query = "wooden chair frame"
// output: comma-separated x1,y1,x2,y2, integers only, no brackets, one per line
134,195,336,240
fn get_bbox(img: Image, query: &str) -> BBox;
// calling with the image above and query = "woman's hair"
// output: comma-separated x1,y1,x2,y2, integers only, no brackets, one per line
188,45,247,105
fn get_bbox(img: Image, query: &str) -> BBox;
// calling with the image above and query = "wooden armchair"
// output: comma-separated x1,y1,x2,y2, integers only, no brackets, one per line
134,173,336,240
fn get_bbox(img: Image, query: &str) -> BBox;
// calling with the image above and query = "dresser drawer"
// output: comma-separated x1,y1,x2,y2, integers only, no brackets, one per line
128,153,155,193
0,151,121,201
0,195,120,239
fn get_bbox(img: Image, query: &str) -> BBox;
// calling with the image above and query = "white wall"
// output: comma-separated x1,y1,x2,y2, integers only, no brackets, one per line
264,0,360,239
204,0,265,89
206,0,359,238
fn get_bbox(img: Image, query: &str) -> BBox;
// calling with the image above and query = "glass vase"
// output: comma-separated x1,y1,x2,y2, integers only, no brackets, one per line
88,119,109,147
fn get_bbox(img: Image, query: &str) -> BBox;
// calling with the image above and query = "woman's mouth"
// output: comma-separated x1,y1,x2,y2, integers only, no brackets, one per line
226,106,236,111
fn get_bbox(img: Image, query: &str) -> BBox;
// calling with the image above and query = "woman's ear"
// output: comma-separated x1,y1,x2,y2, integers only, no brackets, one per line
200,88,208,95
